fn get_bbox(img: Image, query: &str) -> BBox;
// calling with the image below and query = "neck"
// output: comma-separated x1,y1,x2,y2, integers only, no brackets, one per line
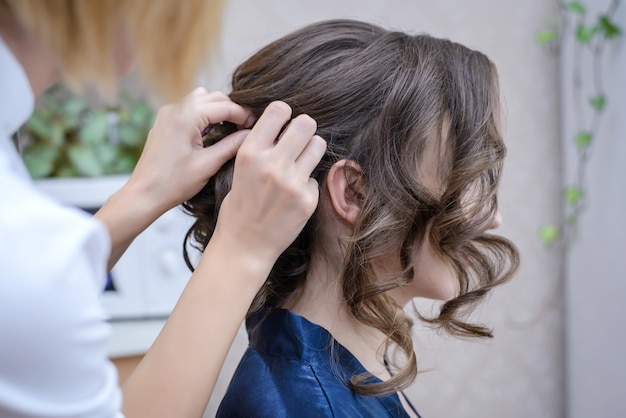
0,10,61,96
284,252,392,381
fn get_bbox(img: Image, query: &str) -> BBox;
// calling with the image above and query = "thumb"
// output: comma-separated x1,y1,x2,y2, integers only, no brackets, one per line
195,129,250,180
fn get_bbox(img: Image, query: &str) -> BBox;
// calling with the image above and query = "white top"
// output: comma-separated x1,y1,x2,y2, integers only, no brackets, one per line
0,39,123,417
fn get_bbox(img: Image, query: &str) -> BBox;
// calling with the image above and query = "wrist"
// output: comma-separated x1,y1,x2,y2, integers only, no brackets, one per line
198,230,277,292
113,189,160,233
123,175,172,219
96,180,165,243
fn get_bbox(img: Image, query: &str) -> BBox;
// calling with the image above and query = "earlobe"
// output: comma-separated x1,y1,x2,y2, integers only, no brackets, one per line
326,160,366,225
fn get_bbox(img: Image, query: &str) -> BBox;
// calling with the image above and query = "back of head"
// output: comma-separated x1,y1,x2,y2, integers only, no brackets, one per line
184,19,519,395
0,0,223,100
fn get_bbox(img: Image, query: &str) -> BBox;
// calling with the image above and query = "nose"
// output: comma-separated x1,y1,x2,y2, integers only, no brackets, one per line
488,211,502,230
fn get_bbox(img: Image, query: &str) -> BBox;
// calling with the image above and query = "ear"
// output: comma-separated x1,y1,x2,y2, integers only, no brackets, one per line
326,160,367,225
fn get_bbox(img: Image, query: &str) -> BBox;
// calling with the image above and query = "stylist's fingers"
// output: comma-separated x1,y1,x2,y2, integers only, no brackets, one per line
195,129,249,180
215,100,327,265
305,176,321,206
275,114,318,160
194,101,252,133
191,89,231,104
189,87,226,101
244,101,292,148
295,135,327,180
190,86,209,98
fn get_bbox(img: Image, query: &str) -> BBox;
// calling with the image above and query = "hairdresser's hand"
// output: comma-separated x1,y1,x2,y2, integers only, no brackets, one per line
127,88,253,213
97,88,252,270
213,101,327,274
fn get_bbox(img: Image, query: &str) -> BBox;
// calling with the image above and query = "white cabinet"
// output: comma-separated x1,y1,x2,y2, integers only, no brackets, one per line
35,175,195,356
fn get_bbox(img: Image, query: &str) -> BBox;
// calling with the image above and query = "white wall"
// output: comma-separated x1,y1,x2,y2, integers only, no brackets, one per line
201,1,565,416
562,2,626,417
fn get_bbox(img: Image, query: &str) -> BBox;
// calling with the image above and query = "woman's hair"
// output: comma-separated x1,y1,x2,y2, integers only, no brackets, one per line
184,19,519,396
0,0,222,100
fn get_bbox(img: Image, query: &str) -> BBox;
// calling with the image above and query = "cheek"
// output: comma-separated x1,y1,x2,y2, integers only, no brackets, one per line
409,240,458,301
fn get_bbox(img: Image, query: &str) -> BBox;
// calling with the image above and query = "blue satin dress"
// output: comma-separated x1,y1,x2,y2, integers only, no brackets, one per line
216,307,422,417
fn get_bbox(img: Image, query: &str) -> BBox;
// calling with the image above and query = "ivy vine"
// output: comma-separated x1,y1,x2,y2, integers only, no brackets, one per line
536,0,622,246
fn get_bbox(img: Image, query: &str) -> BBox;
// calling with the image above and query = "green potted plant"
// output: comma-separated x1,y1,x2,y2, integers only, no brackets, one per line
18,83,155,179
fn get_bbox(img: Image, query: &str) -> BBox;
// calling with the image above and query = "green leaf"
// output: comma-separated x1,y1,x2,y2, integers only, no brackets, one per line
566,1,586,14
79,111,110,145
55,165,79,178
589,94,606,111
58,113,81,131
576,23,598,44
575,131,593,148
117,109,131,124
95,143,119,170
22,143,59,179
108,151,137,174
539,224,560,244
117,124,146,147
599,15,622,38
48,122,66,148
129,102,153,127
536,29,560,45
564,186,583,204
67,144,105,177
24,113,51,140
23,156,54,179
41,93,59,111
61,97,88,119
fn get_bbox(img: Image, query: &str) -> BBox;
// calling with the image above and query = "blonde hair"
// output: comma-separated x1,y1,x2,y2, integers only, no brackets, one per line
1,0,223,101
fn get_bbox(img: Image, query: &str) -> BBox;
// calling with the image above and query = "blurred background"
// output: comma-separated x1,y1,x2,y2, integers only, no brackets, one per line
27,0,624,417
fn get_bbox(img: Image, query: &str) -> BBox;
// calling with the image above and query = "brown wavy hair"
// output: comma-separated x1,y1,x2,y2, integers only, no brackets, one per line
183,19,519,397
